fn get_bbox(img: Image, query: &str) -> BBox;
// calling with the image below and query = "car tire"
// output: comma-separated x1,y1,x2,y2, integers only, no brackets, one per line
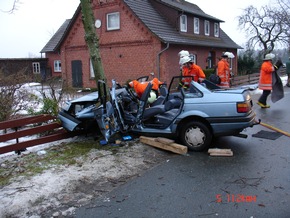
180,121,212,151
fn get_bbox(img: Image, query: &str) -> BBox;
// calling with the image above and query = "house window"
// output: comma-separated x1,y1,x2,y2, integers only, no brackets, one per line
204,20,210,36
107,12,120,31
180,15,187,32
90,59,95,78
189,54,196,64
194,18,199,34
54,60,61,72
214,23,219,37
32,62,40,74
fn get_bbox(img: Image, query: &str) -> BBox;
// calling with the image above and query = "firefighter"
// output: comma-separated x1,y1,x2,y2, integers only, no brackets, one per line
179,56,205,88
217,53,230,88
129,77,163,99
257,53,275,108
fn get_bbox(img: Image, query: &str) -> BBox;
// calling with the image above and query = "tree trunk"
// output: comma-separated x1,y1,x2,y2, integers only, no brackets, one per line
80,0,108,98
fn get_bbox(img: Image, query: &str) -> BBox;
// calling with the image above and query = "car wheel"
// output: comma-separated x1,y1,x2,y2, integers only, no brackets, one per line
180,121,212,151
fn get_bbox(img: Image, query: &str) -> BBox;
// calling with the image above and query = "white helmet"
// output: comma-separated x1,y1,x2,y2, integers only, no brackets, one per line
148,91,157,103
178,50,189,58
224,52,235,58
179,56,192,65
264,53,275,60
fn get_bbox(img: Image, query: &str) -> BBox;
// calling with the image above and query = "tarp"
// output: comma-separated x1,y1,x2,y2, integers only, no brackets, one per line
271,71,284,103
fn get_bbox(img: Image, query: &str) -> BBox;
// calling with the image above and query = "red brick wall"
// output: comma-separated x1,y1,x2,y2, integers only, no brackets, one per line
60,1,163,88
45,53,62,77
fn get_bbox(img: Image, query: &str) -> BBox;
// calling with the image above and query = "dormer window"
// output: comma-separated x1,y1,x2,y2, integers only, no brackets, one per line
107,12,120,31
194,18,199,34
204,20,210,36
180,15,187,32
214,23,219,37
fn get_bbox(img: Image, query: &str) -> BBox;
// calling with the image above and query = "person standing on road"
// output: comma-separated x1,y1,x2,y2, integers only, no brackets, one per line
217,53,230,88
285,57,290,87
257,53,275,108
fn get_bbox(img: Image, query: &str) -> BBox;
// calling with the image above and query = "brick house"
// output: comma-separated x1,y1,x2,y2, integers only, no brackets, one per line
41,0,241,88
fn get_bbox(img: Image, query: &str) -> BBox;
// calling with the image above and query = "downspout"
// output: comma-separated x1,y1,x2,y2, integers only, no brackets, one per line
157,42,170,80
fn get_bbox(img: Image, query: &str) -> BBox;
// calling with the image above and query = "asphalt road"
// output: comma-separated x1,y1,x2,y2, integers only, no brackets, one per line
75,88,290,218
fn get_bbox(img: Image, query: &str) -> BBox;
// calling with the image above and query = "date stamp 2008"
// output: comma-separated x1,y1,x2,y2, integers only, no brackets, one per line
216,194,257,203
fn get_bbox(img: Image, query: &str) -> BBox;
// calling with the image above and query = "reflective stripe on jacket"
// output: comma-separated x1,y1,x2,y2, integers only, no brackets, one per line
259,61,274,90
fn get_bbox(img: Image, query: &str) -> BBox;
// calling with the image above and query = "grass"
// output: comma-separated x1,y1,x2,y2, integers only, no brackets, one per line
0,139,121,187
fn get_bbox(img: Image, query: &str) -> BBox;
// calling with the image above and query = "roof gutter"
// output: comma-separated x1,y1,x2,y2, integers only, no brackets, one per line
157,42,170,80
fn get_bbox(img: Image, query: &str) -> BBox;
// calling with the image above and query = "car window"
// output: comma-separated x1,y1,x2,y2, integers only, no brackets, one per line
184,83,203,98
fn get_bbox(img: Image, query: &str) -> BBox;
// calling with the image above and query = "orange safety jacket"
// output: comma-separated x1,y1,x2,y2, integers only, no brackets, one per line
182,64,205,86
258,61,274,90
217,59,230,88
130,78,163,98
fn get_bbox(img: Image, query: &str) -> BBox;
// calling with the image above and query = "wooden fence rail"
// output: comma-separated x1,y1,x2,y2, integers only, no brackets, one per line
0,114,83,155
231,72,260,87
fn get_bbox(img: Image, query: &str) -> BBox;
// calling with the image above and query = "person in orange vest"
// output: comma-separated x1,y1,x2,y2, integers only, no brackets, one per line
257,53,276,108
129,77,163,98
217,53,230,88
179,56,205,88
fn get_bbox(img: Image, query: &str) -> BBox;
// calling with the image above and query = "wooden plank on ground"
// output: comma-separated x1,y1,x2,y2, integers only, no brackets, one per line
208,148,233,157
155,137,175,145
140,136,187,155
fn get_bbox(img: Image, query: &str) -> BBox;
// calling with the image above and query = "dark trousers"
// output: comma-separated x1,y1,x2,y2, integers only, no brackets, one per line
258,90,271,105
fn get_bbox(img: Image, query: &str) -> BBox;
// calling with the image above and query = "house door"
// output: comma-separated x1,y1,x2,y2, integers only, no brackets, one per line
71,60,83,88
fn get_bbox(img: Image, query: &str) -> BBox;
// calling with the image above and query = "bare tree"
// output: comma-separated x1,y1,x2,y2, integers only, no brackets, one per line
276,0,290,49
0,0,21,14
238,4,288,55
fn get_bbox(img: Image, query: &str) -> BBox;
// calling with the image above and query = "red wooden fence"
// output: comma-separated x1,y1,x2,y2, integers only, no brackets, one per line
0,114,83,155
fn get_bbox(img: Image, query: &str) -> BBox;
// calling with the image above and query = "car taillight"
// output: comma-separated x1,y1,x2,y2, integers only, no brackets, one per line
237,102,250,113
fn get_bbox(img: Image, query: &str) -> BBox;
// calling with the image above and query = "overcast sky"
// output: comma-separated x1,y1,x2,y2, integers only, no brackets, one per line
0,0,268,58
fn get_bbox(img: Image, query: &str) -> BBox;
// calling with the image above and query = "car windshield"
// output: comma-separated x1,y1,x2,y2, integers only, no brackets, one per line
168,76,203,98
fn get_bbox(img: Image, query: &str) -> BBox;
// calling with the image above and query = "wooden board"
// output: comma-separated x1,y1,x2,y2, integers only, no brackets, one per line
140,136,187,155
155,137,175,145
208,148,233,157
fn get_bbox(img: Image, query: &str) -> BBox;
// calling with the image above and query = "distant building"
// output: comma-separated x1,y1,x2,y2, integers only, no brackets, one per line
0,58,48,81
41,0,241,88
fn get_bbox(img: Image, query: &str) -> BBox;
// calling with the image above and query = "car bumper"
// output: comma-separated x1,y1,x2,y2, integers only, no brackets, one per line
206,111,256,136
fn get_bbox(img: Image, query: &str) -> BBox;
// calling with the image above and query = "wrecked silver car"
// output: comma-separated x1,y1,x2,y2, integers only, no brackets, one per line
58,76,256,151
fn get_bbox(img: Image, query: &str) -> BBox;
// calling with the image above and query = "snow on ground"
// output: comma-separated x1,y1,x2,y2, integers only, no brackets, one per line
0,137,169,218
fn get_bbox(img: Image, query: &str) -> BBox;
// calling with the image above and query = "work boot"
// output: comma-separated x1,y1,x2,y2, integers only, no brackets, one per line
257,101,270,108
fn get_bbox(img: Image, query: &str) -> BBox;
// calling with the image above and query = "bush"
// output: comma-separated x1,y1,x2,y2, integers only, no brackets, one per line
0,70,31,121
203,68,216,79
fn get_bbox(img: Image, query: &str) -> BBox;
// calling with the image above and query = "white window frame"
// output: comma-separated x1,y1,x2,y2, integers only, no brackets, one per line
214,23,219,37
194,17,199,34
204,20,210,36
190,54,197,64
54,60,61,72
107,12,120,31
32,62,40,74
90,59,95,78
180,15,187,32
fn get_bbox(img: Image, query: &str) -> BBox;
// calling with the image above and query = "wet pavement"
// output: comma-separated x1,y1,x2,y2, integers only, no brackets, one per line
75,87,290,218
